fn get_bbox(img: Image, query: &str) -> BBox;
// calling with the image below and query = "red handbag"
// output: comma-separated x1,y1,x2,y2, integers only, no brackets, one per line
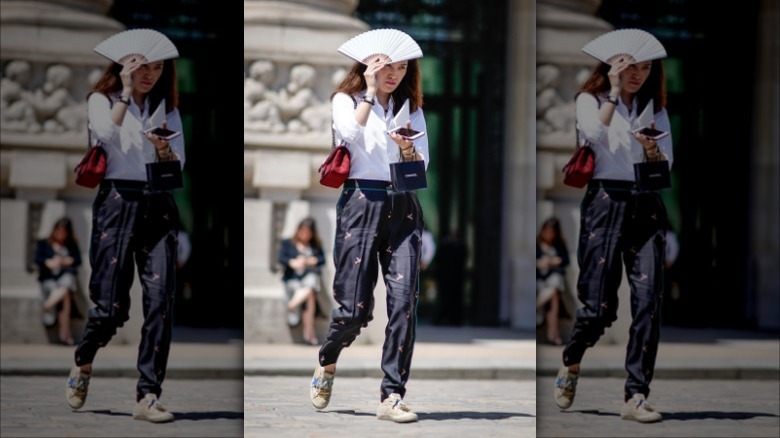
319,145,351,188
562,145,594,188
74,146,107,188
319,94,357,189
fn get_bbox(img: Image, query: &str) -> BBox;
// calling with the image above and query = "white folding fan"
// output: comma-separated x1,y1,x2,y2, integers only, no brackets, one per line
94,29,179,64
582,29,667,64
338,28,423,65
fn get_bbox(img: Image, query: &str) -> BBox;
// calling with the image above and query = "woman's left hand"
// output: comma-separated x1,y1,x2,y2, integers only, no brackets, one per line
389,121,417,162
632,122,662,160
145,121,173,160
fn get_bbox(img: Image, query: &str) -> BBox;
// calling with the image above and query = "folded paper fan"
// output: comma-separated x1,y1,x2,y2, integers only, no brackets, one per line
338,28,423,65
582,29,667,64
94,29,179,64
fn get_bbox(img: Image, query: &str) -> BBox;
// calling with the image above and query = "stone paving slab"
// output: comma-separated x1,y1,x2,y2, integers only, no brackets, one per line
536,377,780,437
0,376,243,437
244,376,536,437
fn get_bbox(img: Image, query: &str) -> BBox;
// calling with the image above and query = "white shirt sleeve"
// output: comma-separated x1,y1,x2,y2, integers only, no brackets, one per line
653,107,673,170
575,93,609,147
165,107,186,169
332,92,364,145
87,92,121,146
410,107,430,170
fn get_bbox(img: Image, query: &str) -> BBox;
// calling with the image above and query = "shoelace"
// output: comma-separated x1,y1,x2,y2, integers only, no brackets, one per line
390,397,409,411
69,376,89,392
635,398,654,412
147,398,167,412
312,376,332,397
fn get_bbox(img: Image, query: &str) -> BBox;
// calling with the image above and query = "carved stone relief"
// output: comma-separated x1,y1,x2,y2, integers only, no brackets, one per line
0,60,104,134
244,60,346,134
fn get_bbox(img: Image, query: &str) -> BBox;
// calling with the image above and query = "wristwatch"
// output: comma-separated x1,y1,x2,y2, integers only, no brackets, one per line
117,95,131,106
605,95,619,106
361,95,374,105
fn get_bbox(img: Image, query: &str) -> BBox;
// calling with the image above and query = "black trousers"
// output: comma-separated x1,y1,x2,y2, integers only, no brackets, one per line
74,180,178,402
562,180,666,402
318,179,423,402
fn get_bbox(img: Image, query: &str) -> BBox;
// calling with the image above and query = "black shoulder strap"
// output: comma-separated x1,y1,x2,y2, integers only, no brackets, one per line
87,93,114,149
331,94,358,148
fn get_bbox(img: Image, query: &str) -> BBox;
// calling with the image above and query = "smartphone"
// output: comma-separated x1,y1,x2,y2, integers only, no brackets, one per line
387,126,426,140
144,127,181,140
631,126,669,141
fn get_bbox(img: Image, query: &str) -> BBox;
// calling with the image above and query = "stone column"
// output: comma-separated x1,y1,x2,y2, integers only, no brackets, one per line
243,1,380,343
501,0,537,330
751,0,779,330
0,0,126,343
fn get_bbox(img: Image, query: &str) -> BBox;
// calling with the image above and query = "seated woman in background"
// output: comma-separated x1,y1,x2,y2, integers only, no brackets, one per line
536,217,570,346
35,217,82,345
278,217,326,345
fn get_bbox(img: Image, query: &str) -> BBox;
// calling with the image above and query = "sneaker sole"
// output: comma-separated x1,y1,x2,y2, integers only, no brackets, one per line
377,413,418,423
620,412,663,423
133,414,175,423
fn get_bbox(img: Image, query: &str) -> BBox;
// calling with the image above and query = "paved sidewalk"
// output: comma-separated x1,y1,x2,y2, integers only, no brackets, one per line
244,326,537,380
0,376,243,437
537,377,780,437
537,327,780,379
244,376,536,438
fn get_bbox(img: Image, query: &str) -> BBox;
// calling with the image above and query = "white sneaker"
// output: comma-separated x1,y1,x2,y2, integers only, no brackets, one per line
133,393,174,423
554,366,578,410
621,393,662,423
310,365,334,410
66,366,90,410
377,393,418,423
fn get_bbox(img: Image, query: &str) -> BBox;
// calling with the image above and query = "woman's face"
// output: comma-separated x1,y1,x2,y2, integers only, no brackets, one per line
296,226,313,244
374,61,408,95
540,225,555,244
620,61,652,95
134,61,164,95
52,226,68,244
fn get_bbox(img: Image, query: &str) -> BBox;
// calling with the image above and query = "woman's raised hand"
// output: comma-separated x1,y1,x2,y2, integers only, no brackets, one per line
119,57,143,96
363,57,387,94
608,57,631,95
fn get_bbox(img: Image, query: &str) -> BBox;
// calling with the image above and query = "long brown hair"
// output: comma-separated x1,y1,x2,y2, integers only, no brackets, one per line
47,217,78,248
292,217,322,251
536,217,566,249
332,59,423,115
577,59,666,113
89,59,178,113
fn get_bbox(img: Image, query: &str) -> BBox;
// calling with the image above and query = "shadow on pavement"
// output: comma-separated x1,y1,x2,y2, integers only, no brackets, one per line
566,410,779,421
663,411,780,421
418,411,535,421
83,409,243,420
173,411,244,421
328,409,534,421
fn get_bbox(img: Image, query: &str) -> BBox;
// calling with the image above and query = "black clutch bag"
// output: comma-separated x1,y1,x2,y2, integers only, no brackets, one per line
389,144,427,191
146,160,183,191
634,160,671,191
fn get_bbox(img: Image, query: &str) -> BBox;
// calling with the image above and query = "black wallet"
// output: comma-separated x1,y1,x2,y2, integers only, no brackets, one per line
146,160,183,191
634,160,671,191
389,160,427,192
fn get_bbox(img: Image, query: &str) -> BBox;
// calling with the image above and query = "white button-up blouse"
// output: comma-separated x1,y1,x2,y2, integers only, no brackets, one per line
87,92,186,181
331,91,429,182
576,92,673,181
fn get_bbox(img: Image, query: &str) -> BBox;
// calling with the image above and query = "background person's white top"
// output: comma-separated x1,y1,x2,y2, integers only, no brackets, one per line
332,91,429,182
575,92,673,181
87,92,186,181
